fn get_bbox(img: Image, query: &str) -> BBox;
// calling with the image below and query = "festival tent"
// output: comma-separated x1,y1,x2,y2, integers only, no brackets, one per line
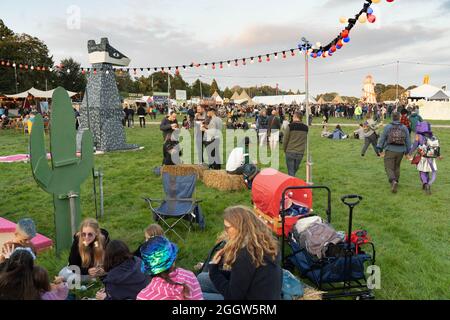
238,90,251,102
230,91,240,101
317,96,326,104
252,95,317,106
6,87,78,99
212,91,224,105
332,95,344,104
409,84,449,101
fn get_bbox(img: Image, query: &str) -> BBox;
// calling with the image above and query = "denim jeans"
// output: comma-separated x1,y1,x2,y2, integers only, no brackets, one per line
285,153,304,177
197,272,224,300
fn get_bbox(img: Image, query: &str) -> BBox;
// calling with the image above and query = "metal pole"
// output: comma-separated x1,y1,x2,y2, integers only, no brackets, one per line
396,60,399,105
14,64,18,93
200,77,203,99
99,168,104,218
68,192,79,237
305,49,313,185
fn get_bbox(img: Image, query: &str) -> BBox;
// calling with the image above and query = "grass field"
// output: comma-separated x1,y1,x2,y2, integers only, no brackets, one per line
0,116,449,300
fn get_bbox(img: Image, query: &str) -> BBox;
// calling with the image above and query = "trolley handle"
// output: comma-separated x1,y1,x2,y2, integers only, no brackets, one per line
341,195,363,208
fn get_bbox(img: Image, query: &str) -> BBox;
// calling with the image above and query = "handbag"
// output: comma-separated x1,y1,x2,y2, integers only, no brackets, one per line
411,154,421,165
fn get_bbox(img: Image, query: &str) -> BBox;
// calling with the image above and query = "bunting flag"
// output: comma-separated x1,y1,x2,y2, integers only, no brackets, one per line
0,0,394,75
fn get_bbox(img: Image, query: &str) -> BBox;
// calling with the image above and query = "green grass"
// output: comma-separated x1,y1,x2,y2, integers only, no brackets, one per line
1,116,449,300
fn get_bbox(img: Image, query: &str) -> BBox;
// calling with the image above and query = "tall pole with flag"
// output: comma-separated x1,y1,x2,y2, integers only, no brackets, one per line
300,38,313,185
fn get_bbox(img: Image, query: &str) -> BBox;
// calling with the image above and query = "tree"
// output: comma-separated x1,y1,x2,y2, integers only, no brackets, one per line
56,58,86,92
0,20,55,94
210,79,221,96
223,87,233,99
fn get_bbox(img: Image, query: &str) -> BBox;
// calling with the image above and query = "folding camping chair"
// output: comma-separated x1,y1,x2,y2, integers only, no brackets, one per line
144,173,205,242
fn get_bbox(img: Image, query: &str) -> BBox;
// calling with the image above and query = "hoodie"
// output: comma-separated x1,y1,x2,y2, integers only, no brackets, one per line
103,257,150,300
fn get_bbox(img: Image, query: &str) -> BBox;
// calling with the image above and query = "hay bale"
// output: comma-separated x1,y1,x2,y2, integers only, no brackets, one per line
298,287,325,300
161,165,208,180
202,170,247,192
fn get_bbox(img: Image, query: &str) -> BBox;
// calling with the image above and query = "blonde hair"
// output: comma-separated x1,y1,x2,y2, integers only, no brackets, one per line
144,224,164,239
220,206,278,269
77,218,105,268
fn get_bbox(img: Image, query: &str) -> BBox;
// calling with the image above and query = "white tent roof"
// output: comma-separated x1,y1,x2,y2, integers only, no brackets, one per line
6,87,78,99
409,84,449,100
252,95,317,106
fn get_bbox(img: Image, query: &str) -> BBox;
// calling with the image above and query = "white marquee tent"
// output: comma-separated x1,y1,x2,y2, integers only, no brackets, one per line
408,84,449,102
6,87,78,99
252,94,317,106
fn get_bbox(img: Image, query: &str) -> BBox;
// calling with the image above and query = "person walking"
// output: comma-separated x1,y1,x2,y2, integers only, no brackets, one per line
361,119,381,157
283,112,308,177
409,122,442,195
268,110,281,152
377,112,411,194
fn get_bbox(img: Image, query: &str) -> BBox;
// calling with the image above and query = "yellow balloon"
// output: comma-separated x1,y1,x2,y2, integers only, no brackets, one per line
372,0,381,3
359,13,367,23
339,17,348,24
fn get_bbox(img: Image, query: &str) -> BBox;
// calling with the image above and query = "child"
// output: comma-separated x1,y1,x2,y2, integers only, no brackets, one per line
361,119,382,157
137,236,203,300
0,218,37,263
33,266,69,300
134,224,164,259
409,122,442,195
354,124,365,140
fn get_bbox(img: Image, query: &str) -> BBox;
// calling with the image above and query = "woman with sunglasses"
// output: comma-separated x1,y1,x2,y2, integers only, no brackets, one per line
59,218,109,283
198,206,282,300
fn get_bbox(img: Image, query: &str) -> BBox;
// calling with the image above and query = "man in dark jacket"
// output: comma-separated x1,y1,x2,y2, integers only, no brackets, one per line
137,104,147,128
377,112,411,193
160,112,180,165
283,112,309,177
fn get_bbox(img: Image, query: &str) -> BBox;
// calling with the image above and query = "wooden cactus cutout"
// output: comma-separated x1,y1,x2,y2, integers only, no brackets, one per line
30,87,94,253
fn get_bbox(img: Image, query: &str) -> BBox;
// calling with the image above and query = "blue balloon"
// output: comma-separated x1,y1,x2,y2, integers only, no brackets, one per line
343,37,350,43
317,51,322,56
367,7,373,15
310,53,315,58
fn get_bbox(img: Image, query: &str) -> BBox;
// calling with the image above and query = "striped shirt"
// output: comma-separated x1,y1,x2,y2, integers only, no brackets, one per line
136,268,203,300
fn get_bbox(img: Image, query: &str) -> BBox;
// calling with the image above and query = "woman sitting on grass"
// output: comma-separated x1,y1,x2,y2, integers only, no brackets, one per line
33,266,69,300
134,224,164,259
0,248,41,300
137,236,203,300
198,206,282,300
59,218,110,283
95,240,150,300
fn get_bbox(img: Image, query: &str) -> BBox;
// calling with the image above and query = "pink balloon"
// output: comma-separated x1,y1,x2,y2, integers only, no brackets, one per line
368,14,377,23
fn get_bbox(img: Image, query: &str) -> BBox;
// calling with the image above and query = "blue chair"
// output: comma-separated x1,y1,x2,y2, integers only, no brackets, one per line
144,173,205,241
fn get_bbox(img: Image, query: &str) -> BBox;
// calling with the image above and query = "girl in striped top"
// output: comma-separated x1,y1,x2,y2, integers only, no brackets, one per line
136,236,203,300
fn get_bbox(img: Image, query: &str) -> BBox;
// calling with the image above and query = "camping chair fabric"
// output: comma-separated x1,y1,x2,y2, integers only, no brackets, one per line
144,173,205,241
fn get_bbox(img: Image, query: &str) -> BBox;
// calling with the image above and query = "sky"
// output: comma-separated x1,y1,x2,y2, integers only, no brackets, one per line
2,0,450,97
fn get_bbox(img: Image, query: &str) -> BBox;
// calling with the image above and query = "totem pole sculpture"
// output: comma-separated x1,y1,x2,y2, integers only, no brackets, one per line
30,87,94,253
78,37,139,152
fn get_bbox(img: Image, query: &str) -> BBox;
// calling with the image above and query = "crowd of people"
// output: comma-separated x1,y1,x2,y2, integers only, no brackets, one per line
0,206,282,300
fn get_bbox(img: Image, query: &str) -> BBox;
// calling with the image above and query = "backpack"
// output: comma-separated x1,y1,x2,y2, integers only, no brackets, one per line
281,269,304,300
242,164,259,189
387,124,407,146
299,222,343,260
424,136,440,158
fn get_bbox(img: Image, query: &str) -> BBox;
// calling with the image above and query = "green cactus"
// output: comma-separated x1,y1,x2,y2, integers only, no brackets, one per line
30,87,94,253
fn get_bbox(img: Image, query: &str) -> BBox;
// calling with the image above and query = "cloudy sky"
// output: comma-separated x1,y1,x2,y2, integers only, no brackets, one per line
2,0,450,96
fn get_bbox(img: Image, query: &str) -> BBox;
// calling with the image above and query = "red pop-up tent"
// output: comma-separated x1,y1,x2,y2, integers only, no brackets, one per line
252,168,313,236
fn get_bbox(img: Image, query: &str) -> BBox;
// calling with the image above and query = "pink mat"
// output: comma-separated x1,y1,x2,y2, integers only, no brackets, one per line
0,217,53,252
0,152,99,163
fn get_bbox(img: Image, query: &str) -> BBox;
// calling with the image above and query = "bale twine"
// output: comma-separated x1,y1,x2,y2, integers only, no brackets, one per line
297,287,325,300
202,170,247,192
161,165,208,180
